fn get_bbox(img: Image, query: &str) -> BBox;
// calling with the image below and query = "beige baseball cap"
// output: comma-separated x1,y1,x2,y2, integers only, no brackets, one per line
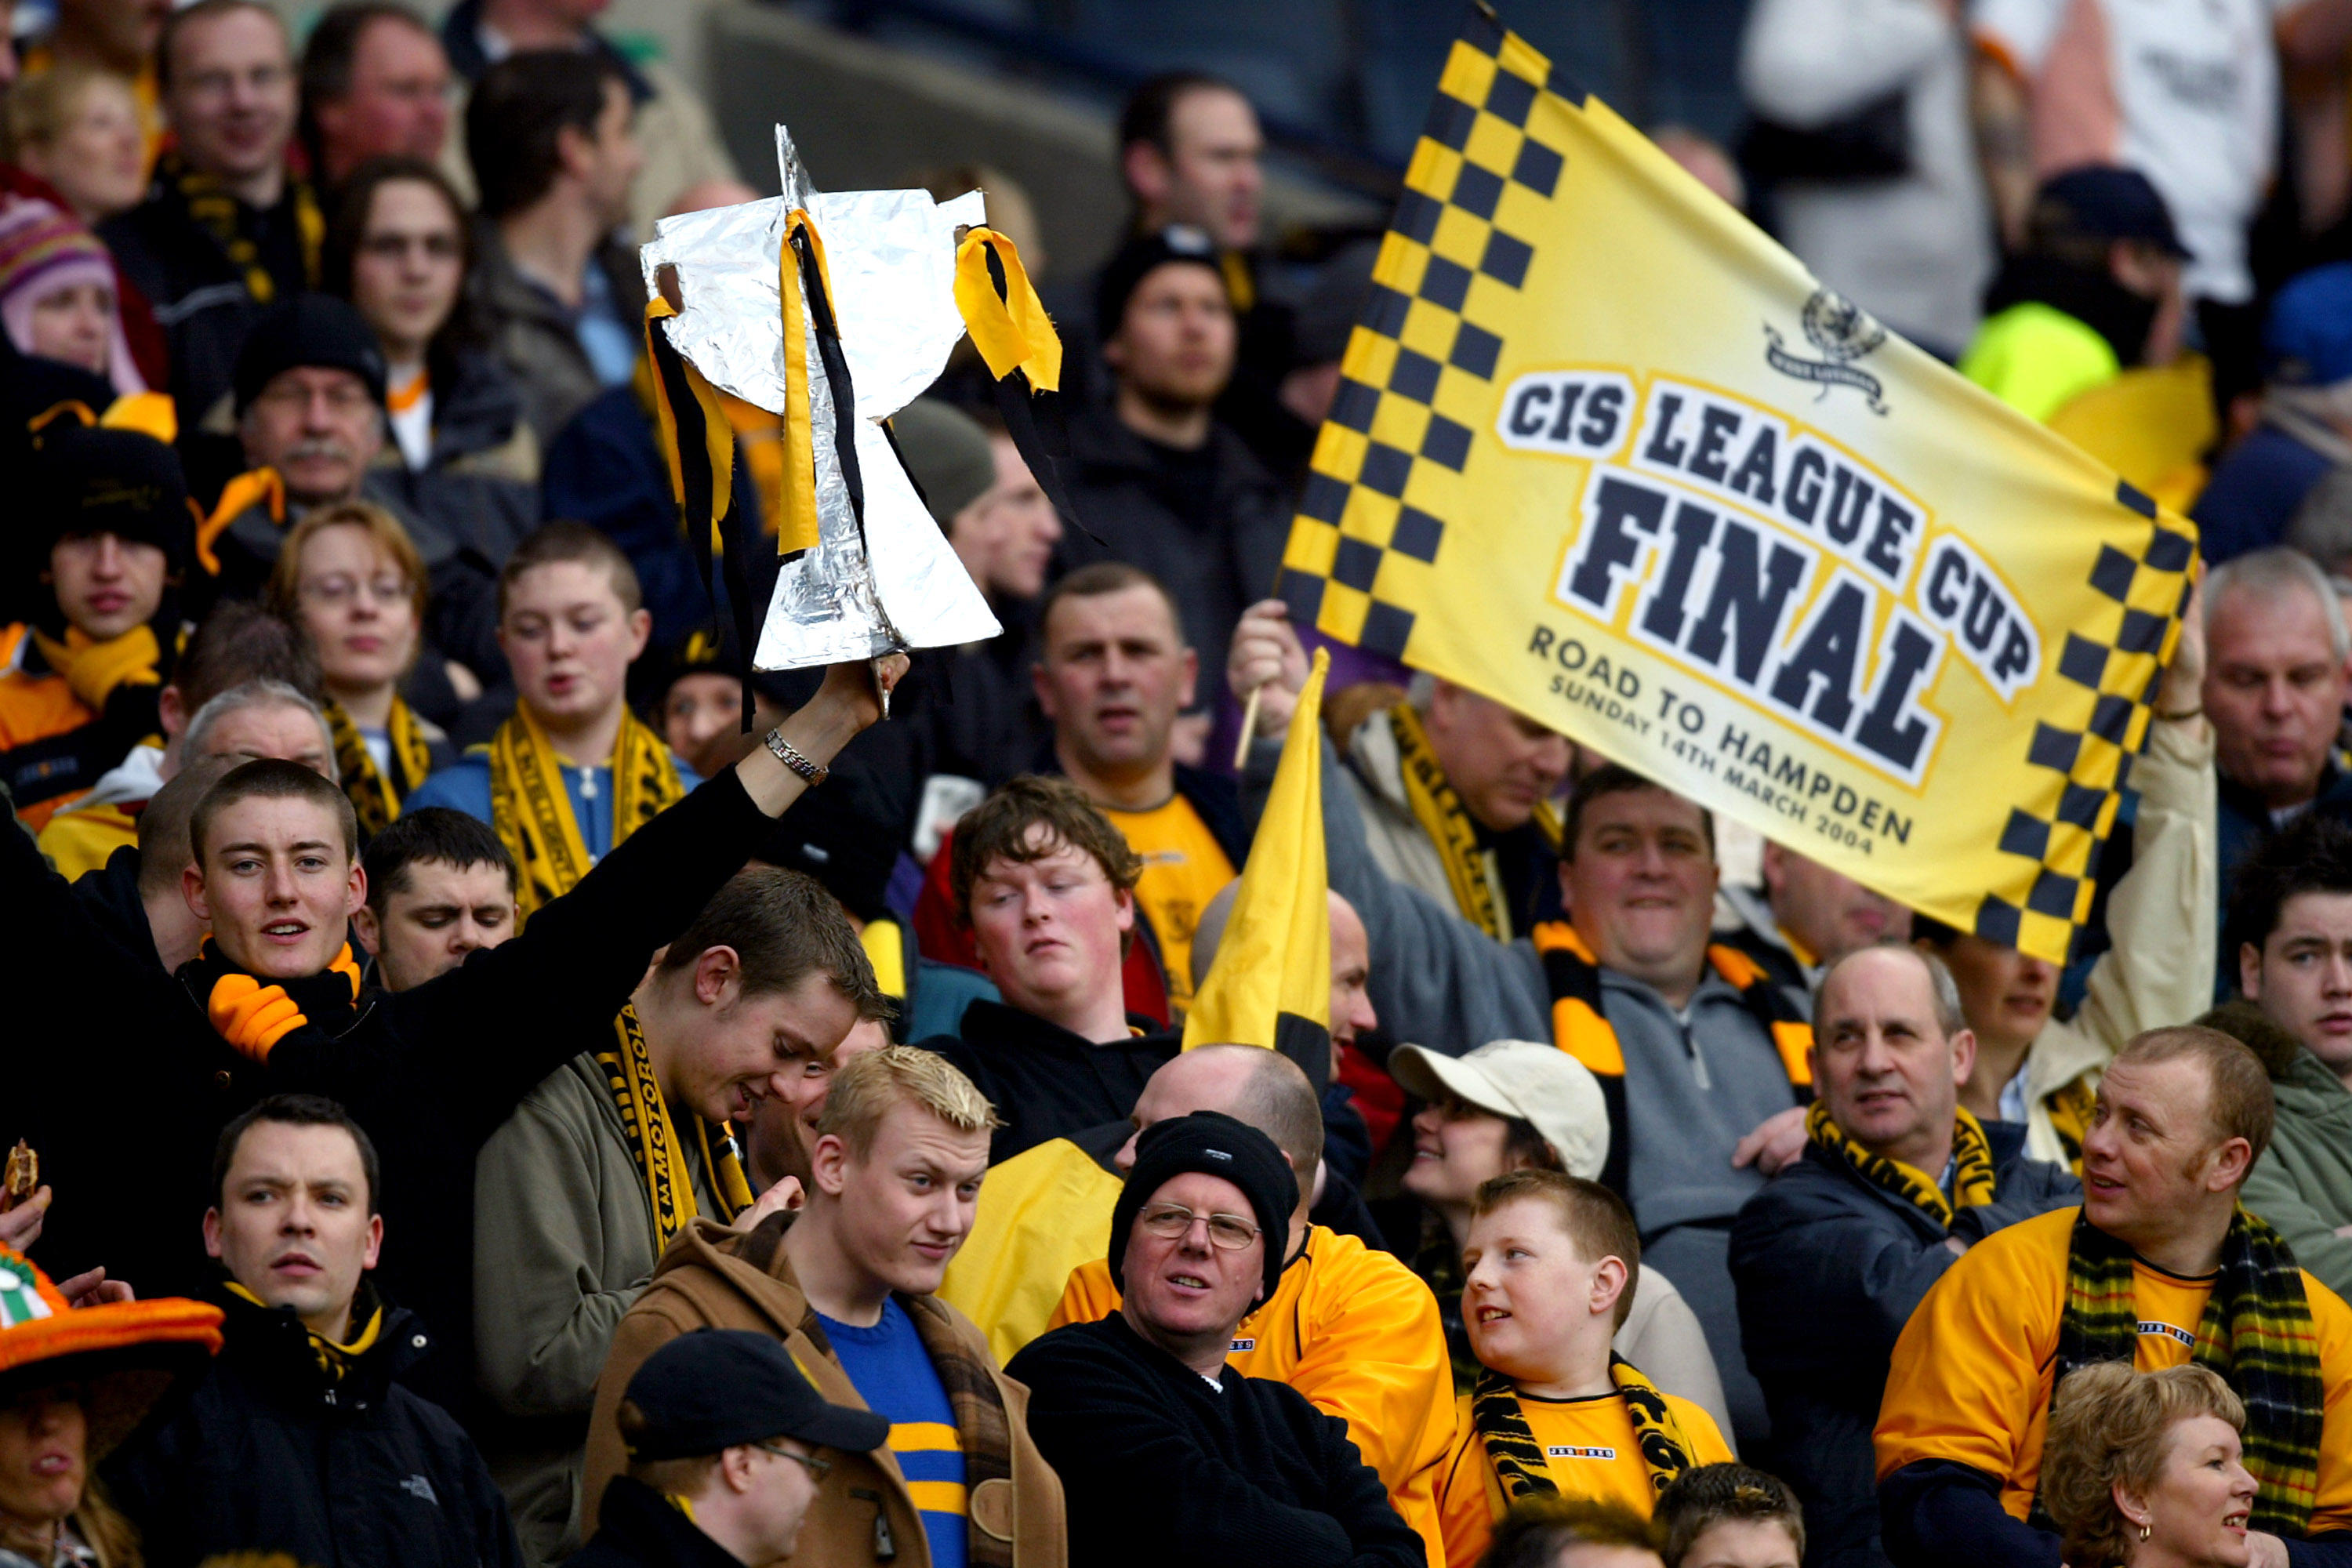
1388,1040,1610,1181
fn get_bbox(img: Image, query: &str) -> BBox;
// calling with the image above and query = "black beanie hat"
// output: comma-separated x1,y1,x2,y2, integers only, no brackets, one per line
1094,223,1227,341
1109,1110,1298,1303
31,422,192,568
232,294,389,416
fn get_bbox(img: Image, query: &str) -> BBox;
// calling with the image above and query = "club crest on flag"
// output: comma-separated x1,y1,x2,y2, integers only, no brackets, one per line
1764,288,1889,415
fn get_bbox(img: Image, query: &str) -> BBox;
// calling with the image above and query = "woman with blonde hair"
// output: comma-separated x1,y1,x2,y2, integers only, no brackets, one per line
2042,1363,2260,1568
5,67,147,227
265,501,452,839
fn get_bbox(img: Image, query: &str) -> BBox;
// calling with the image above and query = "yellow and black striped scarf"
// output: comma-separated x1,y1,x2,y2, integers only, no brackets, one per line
154,150,322,305
1806,1101,1996,1229
326,699,432,841
1535,921,1812,1198
1395,703,1526,940
1472,1355,1699,1504
2031,1208,2322,1535
599,1004,754,1252
485,704,684,925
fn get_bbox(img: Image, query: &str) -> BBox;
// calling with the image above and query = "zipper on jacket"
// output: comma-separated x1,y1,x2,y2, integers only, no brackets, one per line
851,1488,896,1560
1682,1018,1711,1091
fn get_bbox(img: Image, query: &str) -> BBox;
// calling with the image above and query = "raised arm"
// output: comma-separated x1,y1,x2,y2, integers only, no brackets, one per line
2072,610,2216,1053
1229,601,1549,1054
376,655,906,1112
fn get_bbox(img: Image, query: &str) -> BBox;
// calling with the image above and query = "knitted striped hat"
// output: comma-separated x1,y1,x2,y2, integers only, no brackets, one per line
0,195,143,395
0,1246,223,1459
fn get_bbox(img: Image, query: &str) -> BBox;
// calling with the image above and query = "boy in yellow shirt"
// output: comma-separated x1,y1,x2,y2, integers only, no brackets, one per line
1437,1170,1733,1568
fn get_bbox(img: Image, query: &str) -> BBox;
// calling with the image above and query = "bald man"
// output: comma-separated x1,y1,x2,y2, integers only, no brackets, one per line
1050,1045,1455,1568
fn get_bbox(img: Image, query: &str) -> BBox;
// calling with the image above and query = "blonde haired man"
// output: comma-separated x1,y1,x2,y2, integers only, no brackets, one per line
583,1047,1066,1568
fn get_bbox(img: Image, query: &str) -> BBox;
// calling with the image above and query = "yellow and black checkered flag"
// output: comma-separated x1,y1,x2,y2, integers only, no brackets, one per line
1279,9,2194,964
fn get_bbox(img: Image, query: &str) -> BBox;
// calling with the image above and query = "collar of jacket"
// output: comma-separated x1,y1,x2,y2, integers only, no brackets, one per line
1094,1303,1230,1391
2216,753,2352,833
470,221,644,333
587,1476,750,1568
215,1279,425,1410
1022,736,1251,871
953,997,1176,1058
439,0,652,103
368,347,528,471
1065,401,1276,506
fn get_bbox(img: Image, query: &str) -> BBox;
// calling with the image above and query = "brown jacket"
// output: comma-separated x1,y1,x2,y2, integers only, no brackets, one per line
583,1214,1066,1568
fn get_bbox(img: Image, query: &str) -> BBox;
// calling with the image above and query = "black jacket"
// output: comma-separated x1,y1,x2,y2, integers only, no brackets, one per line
100,170,314,423
3,769,778,1415
107,1286,522,1568
1056,405,1290,688
564,1478,746,1568
69,844,162,974
919,1000,1180,1164
1729,1120,2078,1568
1006,1312,1422,1568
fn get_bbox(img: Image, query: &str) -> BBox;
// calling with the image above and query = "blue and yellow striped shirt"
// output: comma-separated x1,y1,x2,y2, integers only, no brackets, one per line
818,1301,967,1568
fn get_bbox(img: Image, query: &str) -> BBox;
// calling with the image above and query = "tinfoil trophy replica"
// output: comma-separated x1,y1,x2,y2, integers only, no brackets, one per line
638,126,1062,682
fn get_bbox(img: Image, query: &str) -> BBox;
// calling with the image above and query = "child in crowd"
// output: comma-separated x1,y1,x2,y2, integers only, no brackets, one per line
405,521,696,924
1654,1466,1805,1568
1436,1170,1734,1568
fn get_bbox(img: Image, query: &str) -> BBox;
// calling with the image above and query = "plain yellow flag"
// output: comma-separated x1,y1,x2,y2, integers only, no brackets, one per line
1185,648,1334,1051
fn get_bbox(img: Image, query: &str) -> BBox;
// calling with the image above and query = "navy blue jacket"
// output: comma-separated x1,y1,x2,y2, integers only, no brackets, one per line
2193,424,2333,565
1730,1120,2078,1568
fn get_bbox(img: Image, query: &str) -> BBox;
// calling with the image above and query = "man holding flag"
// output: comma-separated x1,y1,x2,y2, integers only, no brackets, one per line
1233,601,1807,1452
1228,5,2209,1450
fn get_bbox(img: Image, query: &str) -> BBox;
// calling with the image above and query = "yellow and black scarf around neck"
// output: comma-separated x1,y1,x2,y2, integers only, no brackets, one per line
327,699,433,842
2031,1208,2323,1535
600,1004,753,1252
485,703,684,925
1473,1355,1698,1504
1806,1100,1996,1229
156,149,322,305
1391,703,1561,941
225,1279,383,1382
1534,921,1811,1197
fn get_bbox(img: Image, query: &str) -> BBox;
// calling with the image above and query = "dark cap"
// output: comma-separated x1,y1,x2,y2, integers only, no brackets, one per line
2264,263,2352,387
891,398,998,531
1095,223,1228,339
31,422,192,566
1109,1109,1298,1302
2031,165,2190,259
622,1330,890,1462
232,294,390,416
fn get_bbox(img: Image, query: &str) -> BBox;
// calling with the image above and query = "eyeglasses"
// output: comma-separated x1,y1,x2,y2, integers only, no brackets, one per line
360,232,463,263
753,1443,830,1482
299,573,411,608
254,381,375,416
1136,1203,1261,1250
